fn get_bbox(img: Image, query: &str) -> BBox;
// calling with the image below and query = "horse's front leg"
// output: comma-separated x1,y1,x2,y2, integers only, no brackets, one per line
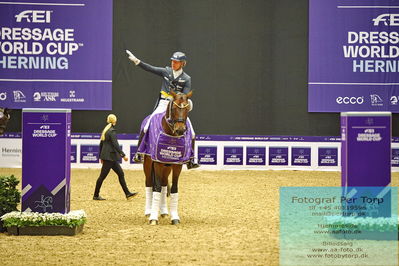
160,165,172,217
143,155,153,216
149,162,170,225
170,164,182,225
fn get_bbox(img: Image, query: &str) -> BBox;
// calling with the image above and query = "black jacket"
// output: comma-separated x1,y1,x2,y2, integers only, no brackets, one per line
99,127,125,161
138,61,191,94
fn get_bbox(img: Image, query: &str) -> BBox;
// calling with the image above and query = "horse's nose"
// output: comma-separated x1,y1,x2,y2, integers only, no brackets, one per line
174,123,186,135
176,129,185,135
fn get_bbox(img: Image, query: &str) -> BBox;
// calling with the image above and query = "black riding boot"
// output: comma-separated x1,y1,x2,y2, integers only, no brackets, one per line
187,138,200,169
93,178,106,200
134,131,145,162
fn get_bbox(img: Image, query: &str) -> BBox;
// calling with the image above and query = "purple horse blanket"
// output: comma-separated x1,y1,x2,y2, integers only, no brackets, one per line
137,112,193,164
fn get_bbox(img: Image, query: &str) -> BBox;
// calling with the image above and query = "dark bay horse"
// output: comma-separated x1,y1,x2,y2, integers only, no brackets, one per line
0,108,11,136
141,90,193,225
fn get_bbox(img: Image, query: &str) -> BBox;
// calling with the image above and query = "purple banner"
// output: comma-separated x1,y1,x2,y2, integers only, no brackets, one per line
0,0,112,110
197,135,341,142
341,100,393,222
198,146,217,165
223,146,243,165
246,146,266,166
269,147,288,166
318,147,338,166
80,144,99,163
22,108,71,213
291,147,311,166
71,144,77,163
309,0,399,112
341,112,391,187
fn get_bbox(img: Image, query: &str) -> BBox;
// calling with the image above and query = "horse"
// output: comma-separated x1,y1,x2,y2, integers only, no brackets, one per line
138,90,193,225
0,108,11,136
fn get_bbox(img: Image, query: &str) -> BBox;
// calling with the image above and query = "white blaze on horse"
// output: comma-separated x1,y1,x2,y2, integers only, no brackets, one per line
0,108,11,136
137,91,193,225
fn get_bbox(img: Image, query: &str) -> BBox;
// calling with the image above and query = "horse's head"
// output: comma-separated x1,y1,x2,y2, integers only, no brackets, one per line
167,90,193,136
0,107,11,136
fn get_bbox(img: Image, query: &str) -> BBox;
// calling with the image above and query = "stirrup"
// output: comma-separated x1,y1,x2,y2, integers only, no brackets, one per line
187,159,200,169
133,153,142,163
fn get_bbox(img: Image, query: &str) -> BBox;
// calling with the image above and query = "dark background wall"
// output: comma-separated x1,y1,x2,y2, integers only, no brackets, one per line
6,0,399,136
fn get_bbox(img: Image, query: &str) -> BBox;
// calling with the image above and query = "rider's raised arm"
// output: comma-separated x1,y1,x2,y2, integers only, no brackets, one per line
126,49,167,77
137,61,168,77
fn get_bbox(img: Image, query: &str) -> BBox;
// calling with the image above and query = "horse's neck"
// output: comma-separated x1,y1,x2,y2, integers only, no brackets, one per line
162,115,176,136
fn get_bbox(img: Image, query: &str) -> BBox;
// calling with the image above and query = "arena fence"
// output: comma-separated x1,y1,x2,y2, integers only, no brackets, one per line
1,132,399,171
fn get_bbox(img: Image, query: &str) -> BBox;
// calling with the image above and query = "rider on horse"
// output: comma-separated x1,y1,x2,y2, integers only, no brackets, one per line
126,50,199,169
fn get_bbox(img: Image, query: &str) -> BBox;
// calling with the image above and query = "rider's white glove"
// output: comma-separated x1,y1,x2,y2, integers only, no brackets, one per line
126,50,140,65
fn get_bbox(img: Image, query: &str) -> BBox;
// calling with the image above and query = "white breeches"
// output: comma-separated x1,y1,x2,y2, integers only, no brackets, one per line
143,99,195,138
143,99,170,132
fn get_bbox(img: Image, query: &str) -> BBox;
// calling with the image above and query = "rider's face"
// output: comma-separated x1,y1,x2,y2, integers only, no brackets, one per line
171,60,184,71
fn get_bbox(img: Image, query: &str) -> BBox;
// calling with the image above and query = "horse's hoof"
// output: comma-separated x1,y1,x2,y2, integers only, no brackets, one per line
171,219,180,225
161,213,169,218
149,220,158,225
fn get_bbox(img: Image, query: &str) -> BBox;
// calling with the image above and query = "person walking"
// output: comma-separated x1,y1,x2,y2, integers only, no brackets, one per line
93,114,138,200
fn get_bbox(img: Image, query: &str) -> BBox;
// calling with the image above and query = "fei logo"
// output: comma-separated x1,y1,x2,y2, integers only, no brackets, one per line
15,10,52,23
336,96,364,105
372,14,399,26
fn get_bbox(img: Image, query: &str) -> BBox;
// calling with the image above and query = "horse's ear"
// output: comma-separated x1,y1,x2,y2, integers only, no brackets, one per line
170,90,177,98
186,90,193,99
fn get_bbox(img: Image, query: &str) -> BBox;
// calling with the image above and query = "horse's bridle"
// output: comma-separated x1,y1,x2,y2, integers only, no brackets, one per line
165,100,190,134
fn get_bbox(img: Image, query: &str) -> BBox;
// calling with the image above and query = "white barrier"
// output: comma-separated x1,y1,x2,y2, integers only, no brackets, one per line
1,133,399,171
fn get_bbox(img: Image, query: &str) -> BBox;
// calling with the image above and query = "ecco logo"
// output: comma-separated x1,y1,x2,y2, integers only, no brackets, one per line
372,14,399,26
336,96,364,104
15,10,52,23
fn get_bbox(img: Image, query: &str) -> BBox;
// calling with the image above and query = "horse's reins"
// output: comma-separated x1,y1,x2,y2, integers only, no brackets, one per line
165,100,190,135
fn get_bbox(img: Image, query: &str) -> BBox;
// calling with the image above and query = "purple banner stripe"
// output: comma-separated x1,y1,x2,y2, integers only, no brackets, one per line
5,132,399,142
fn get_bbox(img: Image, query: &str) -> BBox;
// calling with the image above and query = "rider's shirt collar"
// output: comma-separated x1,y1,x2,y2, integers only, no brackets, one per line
173,68,183,79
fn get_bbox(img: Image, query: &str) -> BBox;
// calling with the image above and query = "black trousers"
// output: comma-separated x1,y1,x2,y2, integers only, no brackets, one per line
94,160,130,196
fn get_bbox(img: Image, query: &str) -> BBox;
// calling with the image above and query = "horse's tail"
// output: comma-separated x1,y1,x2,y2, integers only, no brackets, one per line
151,161,155,189
150,161,170,197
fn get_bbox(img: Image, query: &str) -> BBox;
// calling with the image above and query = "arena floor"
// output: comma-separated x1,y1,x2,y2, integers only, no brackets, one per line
0,168,398,265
